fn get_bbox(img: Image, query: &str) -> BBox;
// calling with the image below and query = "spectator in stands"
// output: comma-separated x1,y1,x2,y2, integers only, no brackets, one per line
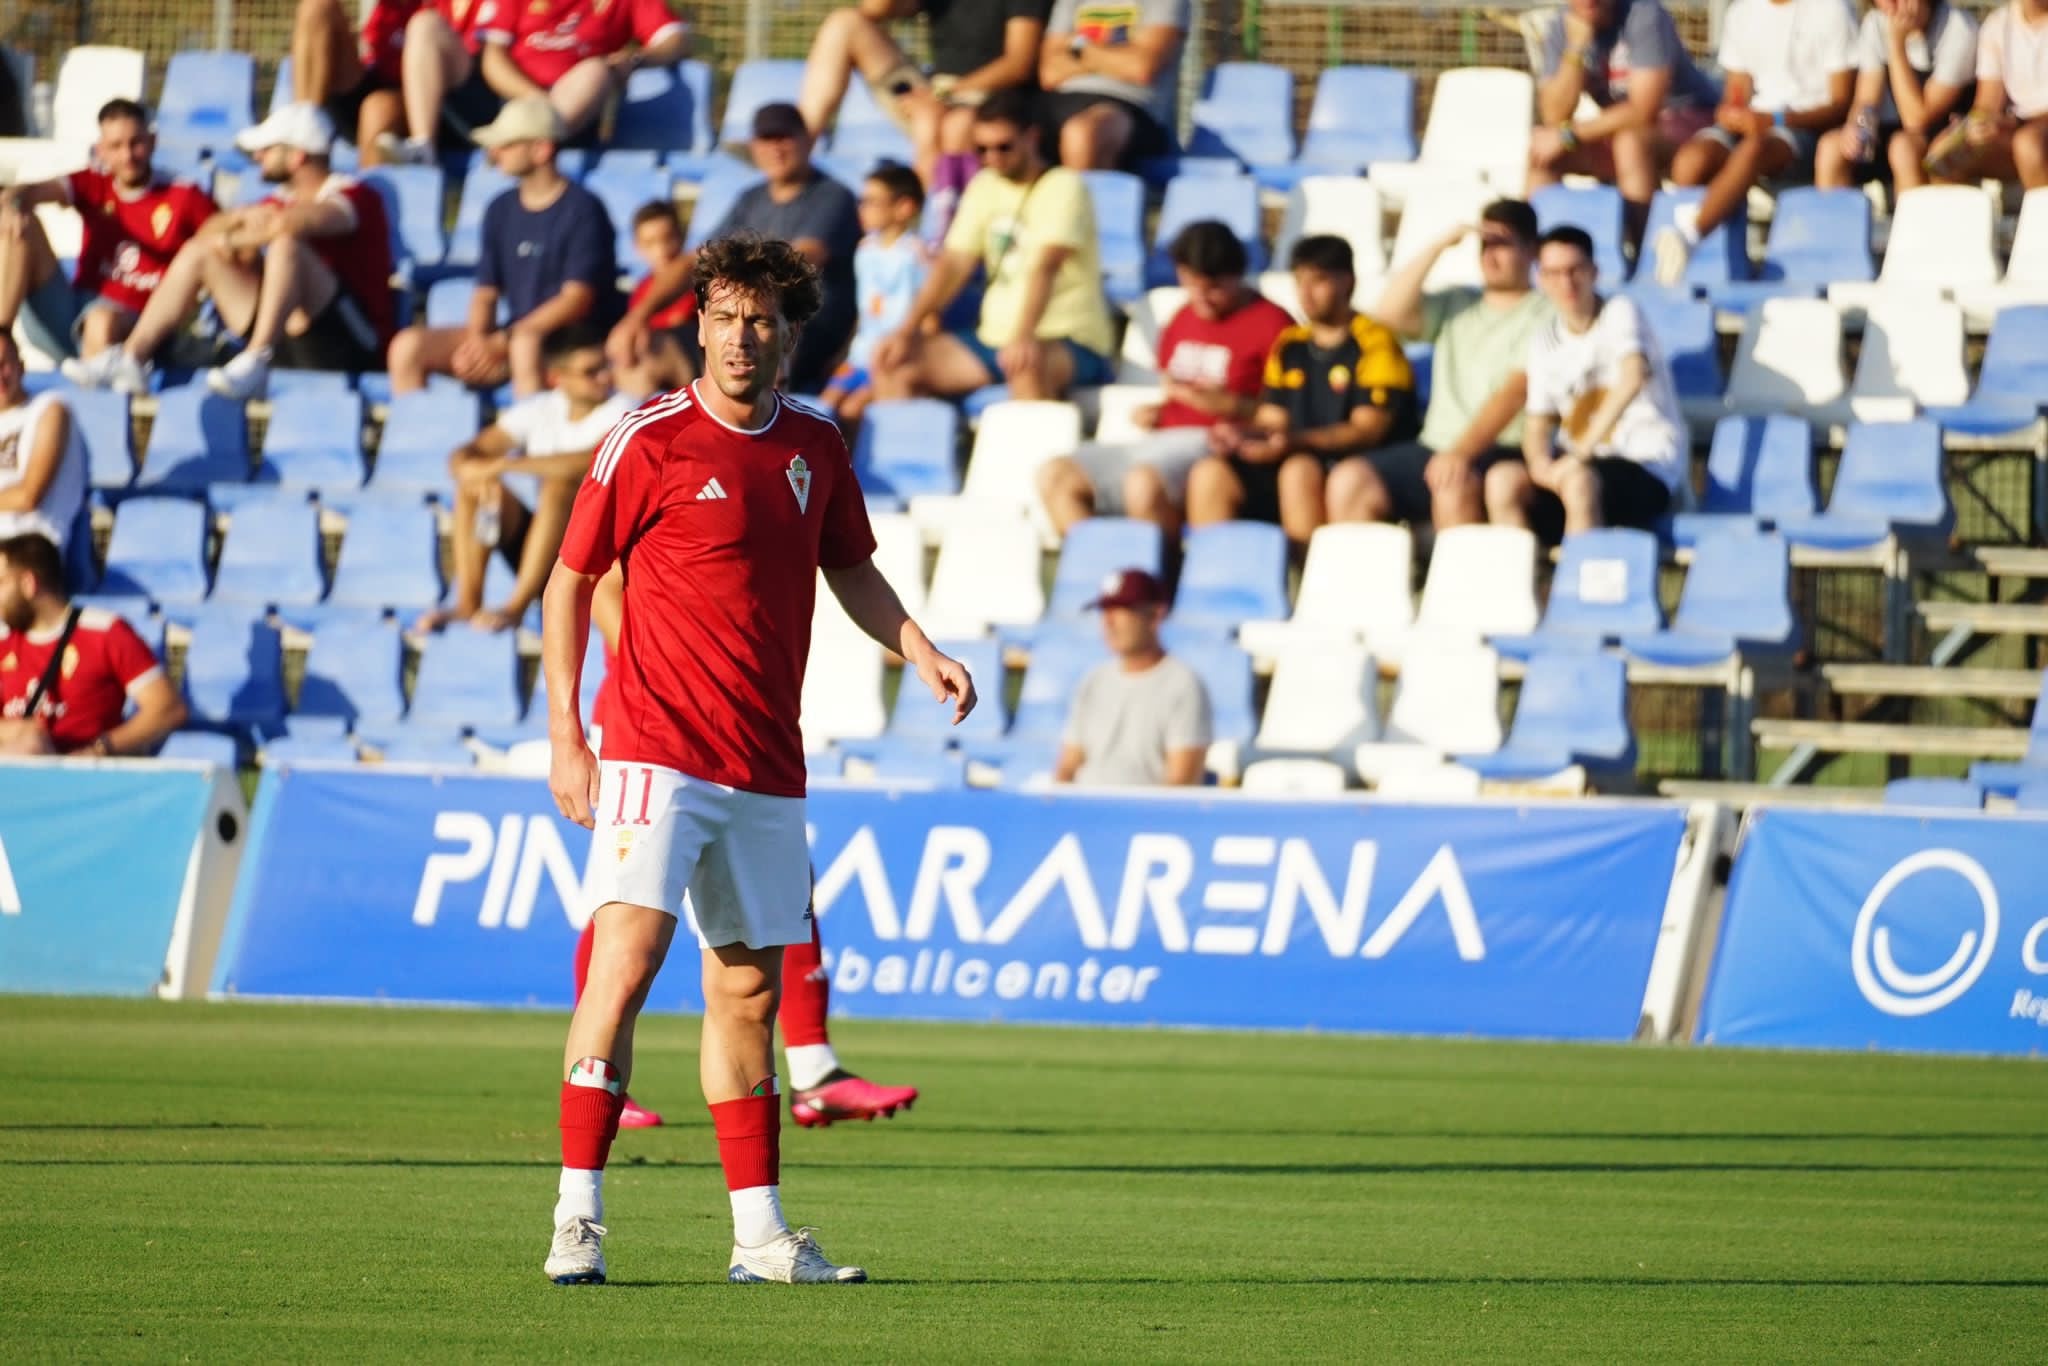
797,2,1050,188
0,98,215,364
1527,0,1720,239
871,89,1115,401
611,104,860,394
387,97,619,398
0,335,86,554
1039,0,1188,170
289,0,415,158
609,201,697,396
1814,0,1977,189
820,164,930,424
64,104,397,400
378,0,687,164
1038,219,1291,538
366,1,488,163
1327,200,1548,531
419,324,631,634
1185,235,1416,552
1488,227,1685,541
1927,0,2048,190
0,533,186,758
1652,0,1858,285
1055,568,1211,787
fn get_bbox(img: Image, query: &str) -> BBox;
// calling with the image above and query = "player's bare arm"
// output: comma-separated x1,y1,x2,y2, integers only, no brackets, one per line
823,560,977,724
540,563,603,827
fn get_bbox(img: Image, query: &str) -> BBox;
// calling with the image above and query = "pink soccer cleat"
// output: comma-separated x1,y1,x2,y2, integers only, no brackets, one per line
618,1095,665,1128
790,1073,919,1128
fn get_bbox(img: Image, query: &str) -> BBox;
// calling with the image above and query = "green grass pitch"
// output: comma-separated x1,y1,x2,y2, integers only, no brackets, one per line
3,997,2044,1362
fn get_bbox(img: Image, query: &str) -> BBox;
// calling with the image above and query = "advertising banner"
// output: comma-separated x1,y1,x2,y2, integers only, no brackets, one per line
1701,808,2048,1055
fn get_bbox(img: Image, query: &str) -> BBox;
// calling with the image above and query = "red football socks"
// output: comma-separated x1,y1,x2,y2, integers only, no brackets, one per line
709,1094,780,1191
560,1058,624,1171
779,919,830,1048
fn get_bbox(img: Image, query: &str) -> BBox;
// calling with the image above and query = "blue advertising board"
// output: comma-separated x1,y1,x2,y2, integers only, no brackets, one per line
217,767,1686,1039
1701,808,2048,1056
0,763,219,994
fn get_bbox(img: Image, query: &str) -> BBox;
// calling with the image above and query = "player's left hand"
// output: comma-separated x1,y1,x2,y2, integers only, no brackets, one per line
917,648,978,725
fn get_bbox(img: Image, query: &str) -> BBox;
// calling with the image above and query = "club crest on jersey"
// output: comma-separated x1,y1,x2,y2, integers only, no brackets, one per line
150,202,173,240
786,454,812,513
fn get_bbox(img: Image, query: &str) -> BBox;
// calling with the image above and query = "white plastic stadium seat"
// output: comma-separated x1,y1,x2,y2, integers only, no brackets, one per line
813,512,925,644
1274,177,1386,297
1239,523,1414,665
1828,185,1999,315
1375,762,1483,799
1367,67,1533,206
1833,297,1970,422
53,46,145,150
1723,298,1847,419
1354,642,1503,783
1240,757,1351,795
1255,270,1302,320
919,513,1047,638
1387,177,1493,292
908,399,1080,544
1117,287,1187,385
1955,186,2048,324
1092,384,1160,444
801,632,888,751
1413,525,1540,646
1247,644,1381,762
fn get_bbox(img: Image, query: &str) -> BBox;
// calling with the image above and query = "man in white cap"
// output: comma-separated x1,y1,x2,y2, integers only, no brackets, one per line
387,95,619,399
62,103,397,399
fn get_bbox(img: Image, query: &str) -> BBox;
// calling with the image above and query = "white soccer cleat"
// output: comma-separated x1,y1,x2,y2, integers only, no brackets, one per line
204,350,270,401
727,1226,867,1284
60,346,148,395
544,1214,608,1285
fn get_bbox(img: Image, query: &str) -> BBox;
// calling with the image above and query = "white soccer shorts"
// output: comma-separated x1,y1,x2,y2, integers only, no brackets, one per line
586,760,812,950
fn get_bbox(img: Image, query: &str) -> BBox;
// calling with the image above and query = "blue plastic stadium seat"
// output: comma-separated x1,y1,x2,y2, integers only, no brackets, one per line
685,159,764,250
377,735,478,768
822,74,915,170
806,749,844,783
1465,651,1635,780
1531,183,1629,283
841,639,1007,766
1777,419,1951,550
584,161,674,266
1186,63,1296,186
262,734,362,765
100,496,209,603
135,386,249,494
296,613,406,729
853,399,958,503
1667,415,1815,546
444,162,516,269
328,494,441,614
73,594,156,637
157,730,240,767
69,388,134,491
619,61,715,169
1298,66,1416,173
155,50,256,158
1968,675,2048,795
361,164,447,273
253,391,365,493
210,491,324,610
1493,528,1662,659
719,59,806,145
266,368,355,399
1630,292,1723,403
424,277,494,330
369,389,481,498
963,625,1111,775
1621,529,1797,668
1082,171,1146,306
2015,780,2048,811
1147,174,1265,288
1172,522,1289,634
406,627,525,733
1708,188,1872,314
1882,777,1984,809
861,748,970,789
1925,305,2048,438
1045,518,1165,621
959,384,1011,420
1168,634,1257,748
182,606,287,735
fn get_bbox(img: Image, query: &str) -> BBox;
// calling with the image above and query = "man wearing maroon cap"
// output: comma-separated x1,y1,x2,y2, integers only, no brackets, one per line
1054,568,1211,788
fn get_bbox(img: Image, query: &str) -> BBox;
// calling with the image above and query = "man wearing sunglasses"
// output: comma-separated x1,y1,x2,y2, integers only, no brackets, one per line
871,87,1115,401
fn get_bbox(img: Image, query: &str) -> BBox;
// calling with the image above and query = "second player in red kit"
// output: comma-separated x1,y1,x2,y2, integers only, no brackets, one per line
538,233,976,1287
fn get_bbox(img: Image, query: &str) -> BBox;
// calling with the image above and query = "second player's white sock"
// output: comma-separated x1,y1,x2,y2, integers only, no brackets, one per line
786,1043,840,1092
555,1166,603,1225
730,1185,788,1248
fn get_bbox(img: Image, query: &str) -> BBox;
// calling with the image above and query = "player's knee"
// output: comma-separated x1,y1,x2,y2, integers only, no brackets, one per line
704,961,778,1028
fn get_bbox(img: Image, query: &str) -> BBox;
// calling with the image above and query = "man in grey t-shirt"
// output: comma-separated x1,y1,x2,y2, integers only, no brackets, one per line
1056,568,1212,787
1040,0,1188,170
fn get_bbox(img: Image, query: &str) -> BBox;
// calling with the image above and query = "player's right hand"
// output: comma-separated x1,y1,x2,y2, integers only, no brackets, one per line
550,738,602,829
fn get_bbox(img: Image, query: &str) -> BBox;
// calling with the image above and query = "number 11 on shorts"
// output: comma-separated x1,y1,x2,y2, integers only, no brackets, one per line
613,767,655,826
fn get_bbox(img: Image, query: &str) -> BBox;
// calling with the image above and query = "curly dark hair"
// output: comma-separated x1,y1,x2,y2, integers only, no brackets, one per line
691,232,823,327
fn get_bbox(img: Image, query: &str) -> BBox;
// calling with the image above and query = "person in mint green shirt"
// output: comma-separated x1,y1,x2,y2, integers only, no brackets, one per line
1324,199,1552,530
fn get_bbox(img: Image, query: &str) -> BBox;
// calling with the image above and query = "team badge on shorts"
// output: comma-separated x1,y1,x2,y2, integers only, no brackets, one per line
614,828,638,863
786,454,812,513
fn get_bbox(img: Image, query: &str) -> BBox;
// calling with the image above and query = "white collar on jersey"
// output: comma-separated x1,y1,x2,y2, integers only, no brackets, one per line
687,379,782,436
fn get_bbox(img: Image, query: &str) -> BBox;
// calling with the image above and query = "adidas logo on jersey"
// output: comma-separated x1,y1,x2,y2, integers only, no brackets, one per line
696,478,729,501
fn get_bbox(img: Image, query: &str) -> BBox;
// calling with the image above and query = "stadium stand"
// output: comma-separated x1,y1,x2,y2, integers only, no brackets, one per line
1493,528,1664,660
154,49,256,164
1184,62,1295,186
1296,66,1416,175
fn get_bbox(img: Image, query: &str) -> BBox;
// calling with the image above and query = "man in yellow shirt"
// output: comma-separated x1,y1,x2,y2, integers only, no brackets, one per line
870,89,1115,400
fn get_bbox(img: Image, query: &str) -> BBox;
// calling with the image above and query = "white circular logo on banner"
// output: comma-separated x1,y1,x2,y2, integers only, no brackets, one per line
1850,850,2000,1017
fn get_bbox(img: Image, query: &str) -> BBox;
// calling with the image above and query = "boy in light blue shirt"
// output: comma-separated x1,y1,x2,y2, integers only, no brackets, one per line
821,163,929,423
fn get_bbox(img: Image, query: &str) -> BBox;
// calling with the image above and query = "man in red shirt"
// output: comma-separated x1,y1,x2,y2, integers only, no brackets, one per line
537,233,975,1287
1038,219,1292,538
287,0,420,159
0,533,186,758
381,0,688,163
0,98,216,364
609,199,698,397
64,104,396,401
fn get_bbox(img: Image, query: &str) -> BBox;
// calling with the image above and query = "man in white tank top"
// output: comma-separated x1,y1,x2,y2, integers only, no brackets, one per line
0,333,87,554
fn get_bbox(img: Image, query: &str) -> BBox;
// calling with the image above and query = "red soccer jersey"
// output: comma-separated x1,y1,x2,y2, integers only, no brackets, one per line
268,175,398,347
359,0,422,84
558,383,876,797
1154,294,1294,430
0,607,164,752
64,169,216,315
477,0,687,87
628,272,696,331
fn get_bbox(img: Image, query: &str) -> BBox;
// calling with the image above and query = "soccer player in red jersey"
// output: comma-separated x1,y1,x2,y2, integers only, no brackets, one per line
538,232,975,1286
0,98,216,364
